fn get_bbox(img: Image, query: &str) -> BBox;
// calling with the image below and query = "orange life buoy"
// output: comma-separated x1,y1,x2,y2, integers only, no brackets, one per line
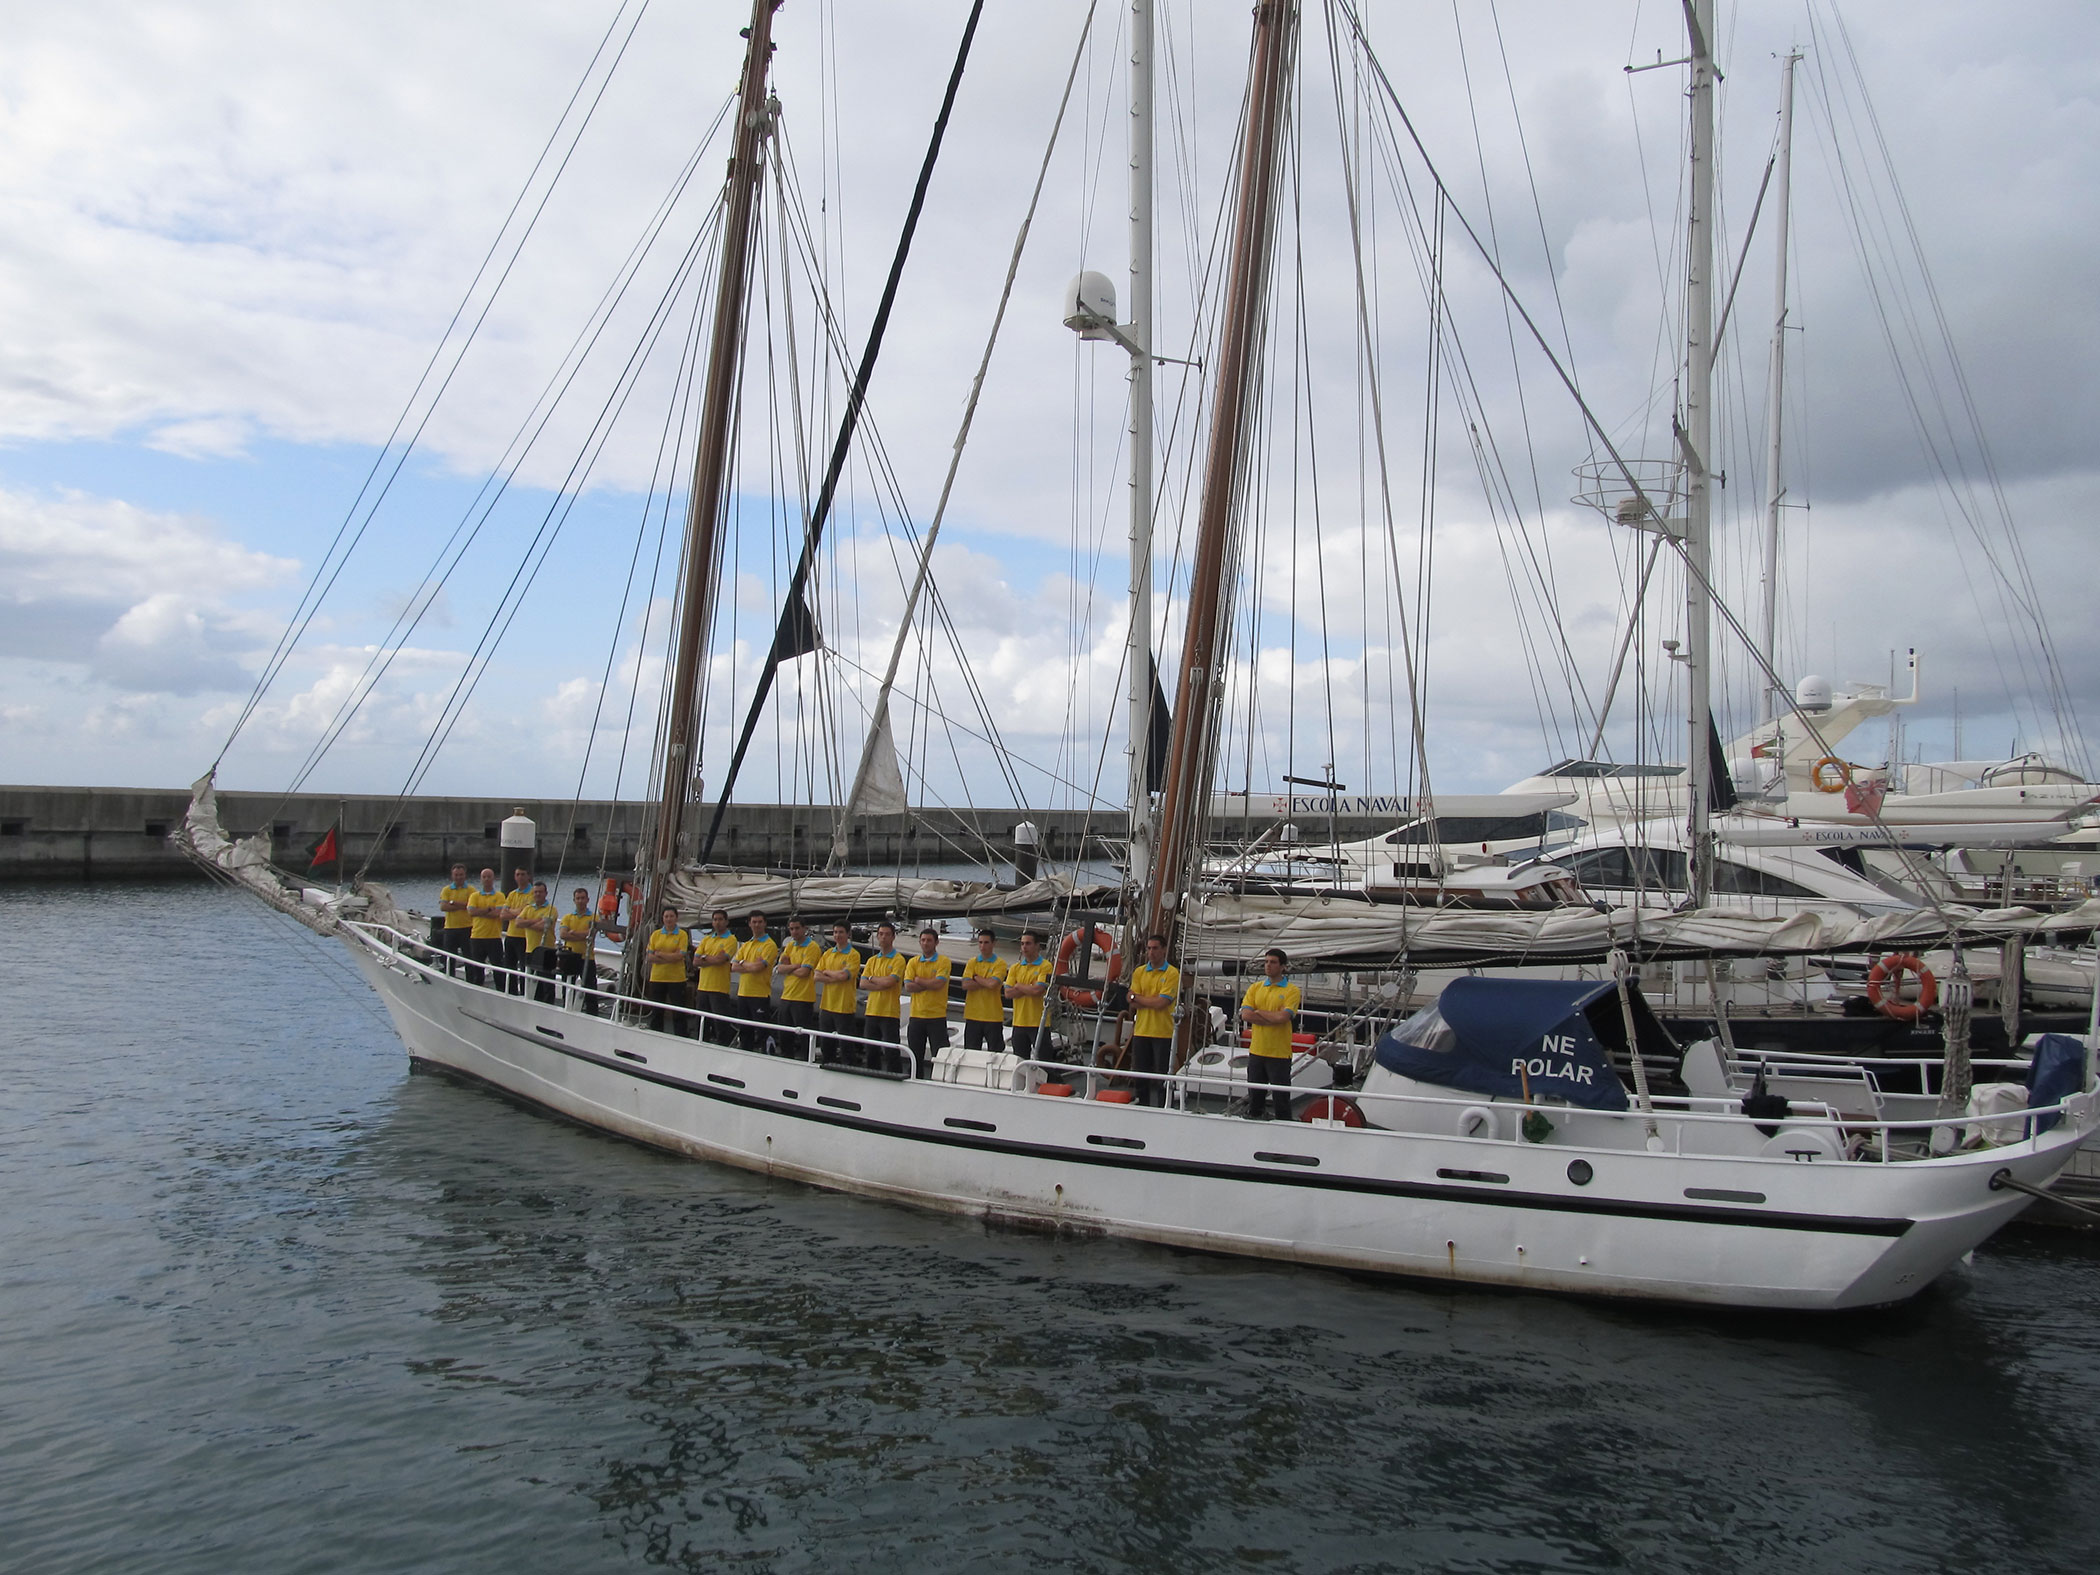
1056,925,1123,1008
1811,756,1852,794
1866,952,1938,1022
1297,1095,1367,1128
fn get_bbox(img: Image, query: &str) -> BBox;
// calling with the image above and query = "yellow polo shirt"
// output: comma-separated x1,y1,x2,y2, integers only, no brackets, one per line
905,954,951,1021
962,955,1008,1022
518,901,557,954
558,912,594,955
647,926,690,984
861,951,906,1019
778,938,822,1003
439,882,475,930
1128,962,1180,1039
468,889,507,941
503,889,533,940
1006,958,1052,1028
734,936,779,998
817,946,863,1015
1241,978,1302,1060
694,930,737,994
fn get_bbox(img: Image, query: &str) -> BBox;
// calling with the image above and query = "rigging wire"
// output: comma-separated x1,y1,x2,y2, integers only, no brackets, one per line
217,0,661,769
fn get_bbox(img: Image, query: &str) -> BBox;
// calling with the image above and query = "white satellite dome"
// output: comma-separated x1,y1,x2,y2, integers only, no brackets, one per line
1794,674,1833,712
1062,270,1118,339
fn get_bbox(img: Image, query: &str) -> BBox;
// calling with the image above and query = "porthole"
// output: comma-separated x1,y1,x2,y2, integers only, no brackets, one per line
1566,1159,1594,1186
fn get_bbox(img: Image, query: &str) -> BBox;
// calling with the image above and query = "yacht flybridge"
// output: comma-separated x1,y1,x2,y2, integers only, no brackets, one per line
178,0,2097,1310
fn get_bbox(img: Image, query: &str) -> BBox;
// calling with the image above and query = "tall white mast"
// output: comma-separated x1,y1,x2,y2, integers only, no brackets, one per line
1683,0,1717,907
1757,49,1801,727
1124,0,1158,897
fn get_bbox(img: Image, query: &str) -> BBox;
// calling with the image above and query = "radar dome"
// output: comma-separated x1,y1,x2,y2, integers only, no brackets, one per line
1794,675,1833,712
1062,271,1117,338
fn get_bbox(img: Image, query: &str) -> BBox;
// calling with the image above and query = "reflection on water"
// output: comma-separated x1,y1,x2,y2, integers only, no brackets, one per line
4,883,2099,1572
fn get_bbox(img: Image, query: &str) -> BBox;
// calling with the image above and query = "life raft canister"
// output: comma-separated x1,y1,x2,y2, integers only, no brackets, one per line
1866,952,1938,1021
1056,925,1123,1009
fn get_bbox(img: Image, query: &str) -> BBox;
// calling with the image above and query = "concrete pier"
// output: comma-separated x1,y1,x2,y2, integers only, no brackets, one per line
0,785,1142,882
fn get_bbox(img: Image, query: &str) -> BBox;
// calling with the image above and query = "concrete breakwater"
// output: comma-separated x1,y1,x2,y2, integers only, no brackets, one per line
0,785,1147,882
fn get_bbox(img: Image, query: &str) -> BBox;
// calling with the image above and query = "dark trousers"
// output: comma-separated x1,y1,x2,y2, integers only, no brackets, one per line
1246,1051,1294,1120
776,999,817,1059
501,936,528,995
863,1015,903,1075
695,989,734,1045
530,948,557,1004
906,1017,949,1077
818,1008,862,1064
556,950,599,1012
467,936,502,988
1129,1034,1171,1107
643,978,691,1035
437,927,468,976
962,1019,1005,1054
1009,1022,1050,1063
733,994,774,1054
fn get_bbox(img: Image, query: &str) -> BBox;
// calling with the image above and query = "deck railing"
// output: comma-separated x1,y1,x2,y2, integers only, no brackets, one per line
348,921,2094,1165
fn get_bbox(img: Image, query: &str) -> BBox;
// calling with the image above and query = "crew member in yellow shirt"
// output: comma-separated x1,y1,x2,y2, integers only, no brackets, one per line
959,928,1009,1053
500,866,534,995
1004,929,1053,1063
1125,932,1180,1107
730,911,780,1054
903,925,953,1077
693,908,739,1045
437,862,474,976
815,920,864,1066
517,880,560,1004
860,921,907,1075
557,887,600,1013
774,915,822,1058
1238,946,1302,1120
466,868,508,988
644,907,693,1034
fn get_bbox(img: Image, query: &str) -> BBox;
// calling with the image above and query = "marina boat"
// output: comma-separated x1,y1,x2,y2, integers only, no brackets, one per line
181,0,2098,1307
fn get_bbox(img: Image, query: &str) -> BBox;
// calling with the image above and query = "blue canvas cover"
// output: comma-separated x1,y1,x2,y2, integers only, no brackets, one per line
2025,1033,2088,1135
1374,977,1631,1111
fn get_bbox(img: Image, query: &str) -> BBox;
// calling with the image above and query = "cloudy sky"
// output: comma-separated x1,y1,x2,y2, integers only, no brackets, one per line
2,0,2093,819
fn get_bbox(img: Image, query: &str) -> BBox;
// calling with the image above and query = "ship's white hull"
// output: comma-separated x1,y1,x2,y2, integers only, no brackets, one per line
348,927,2093,1311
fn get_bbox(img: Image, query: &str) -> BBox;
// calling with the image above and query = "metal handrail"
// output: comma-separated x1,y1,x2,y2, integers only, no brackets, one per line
349,920,2093,1162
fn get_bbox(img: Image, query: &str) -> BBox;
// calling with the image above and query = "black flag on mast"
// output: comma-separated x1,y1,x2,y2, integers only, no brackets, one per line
768,591,820,665
1145,657,1172,795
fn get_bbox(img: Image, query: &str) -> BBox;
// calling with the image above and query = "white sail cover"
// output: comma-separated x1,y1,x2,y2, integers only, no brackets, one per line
1174,890,2100,967
173,772,407,936
667,866,1106,922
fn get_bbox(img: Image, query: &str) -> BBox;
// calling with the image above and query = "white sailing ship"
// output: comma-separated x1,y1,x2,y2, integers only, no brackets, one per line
182,0,2099,1309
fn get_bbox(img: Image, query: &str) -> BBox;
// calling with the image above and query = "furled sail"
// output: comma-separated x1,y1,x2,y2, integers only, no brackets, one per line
172,773,408,937
1175,888,2100,969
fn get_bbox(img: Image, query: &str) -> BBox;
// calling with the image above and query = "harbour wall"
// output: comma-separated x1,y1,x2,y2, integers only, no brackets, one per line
0,785,1405,882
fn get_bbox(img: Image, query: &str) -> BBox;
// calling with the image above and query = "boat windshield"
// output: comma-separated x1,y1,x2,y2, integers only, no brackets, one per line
1389,1003,1456,1053
1540,760,1685,780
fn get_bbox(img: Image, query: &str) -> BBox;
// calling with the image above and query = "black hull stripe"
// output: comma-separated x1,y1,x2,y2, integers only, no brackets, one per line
453,1007,1912,1238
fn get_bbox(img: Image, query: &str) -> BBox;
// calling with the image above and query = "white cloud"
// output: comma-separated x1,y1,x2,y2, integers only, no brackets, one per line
2,1,2096,800
0,484,294,693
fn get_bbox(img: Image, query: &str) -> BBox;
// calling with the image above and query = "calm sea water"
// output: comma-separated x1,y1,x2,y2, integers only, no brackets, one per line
6,882,2100,1573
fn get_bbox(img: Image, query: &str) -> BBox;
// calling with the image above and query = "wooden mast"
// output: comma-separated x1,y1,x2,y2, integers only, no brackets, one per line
645,0,780,918
1138,0,1297,954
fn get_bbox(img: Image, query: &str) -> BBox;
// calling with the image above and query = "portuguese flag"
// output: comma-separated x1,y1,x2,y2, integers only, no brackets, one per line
307,824,341,871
